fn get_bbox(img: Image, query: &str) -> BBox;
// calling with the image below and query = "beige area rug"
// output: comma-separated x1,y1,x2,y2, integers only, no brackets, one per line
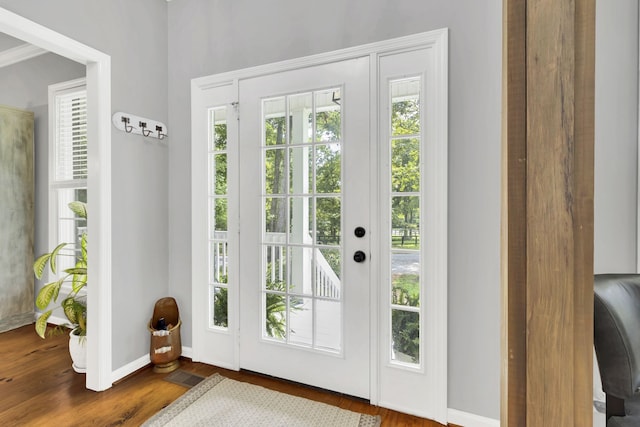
143,373,381,427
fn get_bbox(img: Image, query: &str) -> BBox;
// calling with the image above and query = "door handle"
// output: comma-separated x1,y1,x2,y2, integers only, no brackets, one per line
353,251,366,263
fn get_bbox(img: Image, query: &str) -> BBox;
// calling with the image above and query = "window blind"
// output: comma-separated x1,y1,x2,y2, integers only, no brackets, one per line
55,89,87,182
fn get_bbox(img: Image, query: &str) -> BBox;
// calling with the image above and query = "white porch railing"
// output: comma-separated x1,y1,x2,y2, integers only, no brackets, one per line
212,231,340,299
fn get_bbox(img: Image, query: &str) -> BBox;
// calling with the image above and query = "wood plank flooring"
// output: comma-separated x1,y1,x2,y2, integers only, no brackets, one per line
0,324,455,426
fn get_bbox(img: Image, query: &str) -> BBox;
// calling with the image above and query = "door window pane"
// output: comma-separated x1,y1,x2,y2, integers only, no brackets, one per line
265,148,286,194
210,108,227,151
316,248,341,298
265,197,287,234
289,246,313,296
316,299,341,351
315,89,341,142
212,287,228,327
391,139,420,193
288,296,312,346
288,197,312,245
264,97,287,145
391,265,420,308
388,77,422,367
316,197,341,246
261,88,344,353
210,241,228,283
208,106,229,330
264,245,287,291
391,309,420,363
315,144,341,194
265,292,286,340
391,196,420,250
391,79,420,136
289,146,311,194
289,93,312,144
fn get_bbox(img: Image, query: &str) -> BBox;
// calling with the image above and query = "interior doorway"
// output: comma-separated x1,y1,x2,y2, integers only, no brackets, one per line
0,7,112,391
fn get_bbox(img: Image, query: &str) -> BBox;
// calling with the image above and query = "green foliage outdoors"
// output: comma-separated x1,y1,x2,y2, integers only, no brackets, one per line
212,265,304,339
213,123,228,231
392,273,420,363
211,94,422,351
33,201,88,338
264,264,304,339
213,276,228,328
391,98,421,246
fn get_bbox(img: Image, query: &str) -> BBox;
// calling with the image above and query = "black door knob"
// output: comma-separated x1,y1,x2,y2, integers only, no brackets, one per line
354,227,366,238
353,251,366,263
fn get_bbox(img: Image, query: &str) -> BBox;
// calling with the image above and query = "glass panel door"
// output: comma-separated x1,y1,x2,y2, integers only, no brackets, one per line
261,89,343,352
239,57,371,398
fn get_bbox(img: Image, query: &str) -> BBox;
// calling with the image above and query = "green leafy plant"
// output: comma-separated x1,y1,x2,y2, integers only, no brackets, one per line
391,274,420,363
33,201,88,338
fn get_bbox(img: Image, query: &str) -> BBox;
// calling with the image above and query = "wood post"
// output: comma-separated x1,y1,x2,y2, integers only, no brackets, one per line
502,0,595,425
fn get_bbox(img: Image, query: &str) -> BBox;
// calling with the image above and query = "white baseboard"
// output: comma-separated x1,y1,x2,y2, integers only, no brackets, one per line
47,314,68,326
110,346,194,384
448,409,500,427
182,346,193,359
111,354,150,383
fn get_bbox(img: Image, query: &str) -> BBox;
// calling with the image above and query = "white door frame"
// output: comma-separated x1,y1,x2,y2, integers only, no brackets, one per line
192,29,447,422
0,8,113,392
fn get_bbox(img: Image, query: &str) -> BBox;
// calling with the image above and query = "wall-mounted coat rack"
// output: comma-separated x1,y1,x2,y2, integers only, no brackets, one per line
112,112,168,141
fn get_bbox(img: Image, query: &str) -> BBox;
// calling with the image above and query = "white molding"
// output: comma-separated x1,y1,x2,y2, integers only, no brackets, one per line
0,43,46,68
0,7,113,392
45,314,68,326
191,80,240,371
111,354,150,383
368,51,380,406
637,3,640,274
427,28,449,425
86,55,113,392
448,409,500,427
374,29,448,423
181,346,193,359
111,346,193,383
192,30,448,90
193,28,448,420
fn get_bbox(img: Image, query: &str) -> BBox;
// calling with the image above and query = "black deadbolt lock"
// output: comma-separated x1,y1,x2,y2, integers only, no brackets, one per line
353,251,366,263
354,227,366,238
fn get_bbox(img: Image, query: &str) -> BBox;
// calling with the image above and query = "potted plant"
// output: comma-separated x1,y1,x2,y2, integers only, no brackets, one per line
33,201,88,373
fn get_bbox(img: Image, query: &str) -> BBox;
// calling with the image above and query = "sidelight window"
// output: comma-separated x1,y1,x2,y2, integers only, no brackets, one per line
208,106,229,329
388,77,422,367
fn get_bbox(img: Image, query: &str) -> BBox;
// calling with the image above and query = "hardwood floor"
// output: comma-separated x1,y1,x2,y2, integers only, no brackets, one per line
0,324,454,426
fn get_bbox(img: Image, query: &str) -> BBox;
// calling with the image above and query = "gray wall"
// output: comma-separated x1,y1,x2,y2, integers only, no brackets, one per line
594,0,639,274
1,0,635,421
167,0,502,419
0,0,170,370
0,52,85,292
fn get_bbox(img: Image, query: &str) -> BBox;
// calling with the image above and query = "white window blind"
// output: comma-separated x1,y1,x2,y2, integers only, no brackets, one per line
55,89,87,182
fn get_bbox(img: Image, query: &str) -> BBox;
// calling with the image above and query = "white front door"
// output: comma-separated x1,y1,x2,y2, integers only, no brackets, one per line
192,29,448,423
238,57,371,398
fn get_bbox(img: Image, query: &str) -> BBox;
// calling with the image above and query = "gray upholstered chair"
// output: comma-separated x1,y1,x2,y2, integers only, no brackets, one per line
594,274,640,427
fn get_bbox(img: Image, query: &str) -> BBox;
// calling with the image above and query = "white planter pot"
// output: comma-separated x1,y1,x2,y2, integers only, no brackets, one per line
69,329,87,373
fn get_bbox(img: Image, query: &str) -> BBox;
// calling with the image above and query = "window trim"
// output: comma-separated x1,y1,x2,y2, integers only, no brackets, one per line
48,79,87,292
